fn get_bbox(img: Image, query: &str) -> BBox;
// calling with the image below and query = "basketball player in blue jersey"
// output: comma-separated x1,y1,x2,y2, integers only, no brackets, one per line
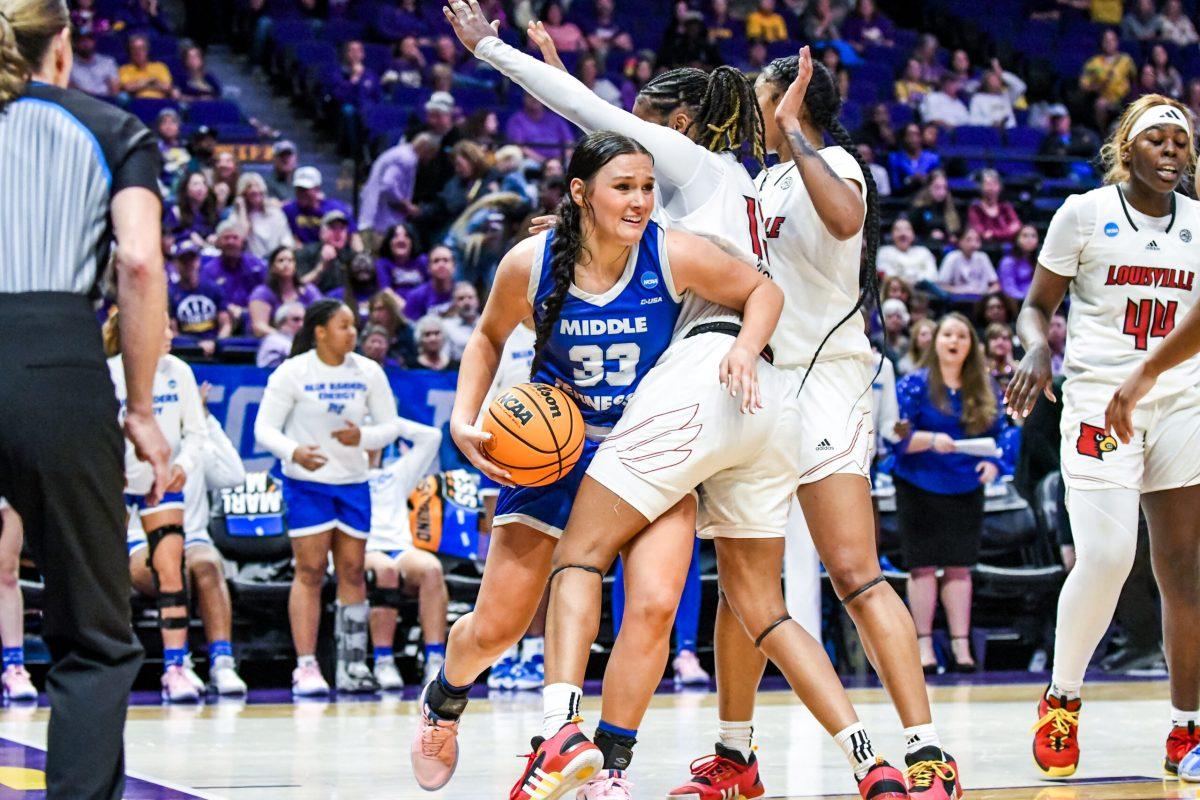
410,131,782,796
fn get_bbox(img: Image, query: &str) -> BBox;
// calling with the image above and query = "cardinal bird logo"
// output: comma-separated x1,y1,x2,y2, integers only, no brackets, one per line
1076,422,1118,460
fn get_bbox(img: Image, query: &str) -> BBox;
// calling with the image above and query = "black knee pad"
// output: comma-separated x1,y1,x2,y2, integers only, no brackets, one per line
547,563,603,586
157,589,190,630
145,523,185,591
839,574,886,606
368,585,405,609
753,614,792,649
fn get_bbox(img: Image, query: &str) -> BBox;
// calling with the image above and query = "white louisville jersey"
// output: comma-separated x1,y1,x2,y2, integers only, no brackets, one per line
661,151,771,341
109,353,207,496
1040,184,1200,401
756,146,872,369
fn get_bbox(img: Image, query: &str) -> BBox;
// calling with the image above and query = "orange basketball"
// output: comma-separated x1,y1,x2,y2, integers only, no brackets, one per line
481,382,585,487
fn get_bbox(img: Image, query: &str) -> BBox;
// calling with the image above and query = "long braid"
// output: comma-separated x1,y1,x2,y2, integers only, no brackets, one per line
762,55,883,390
530,196,581,377
639,66,766,167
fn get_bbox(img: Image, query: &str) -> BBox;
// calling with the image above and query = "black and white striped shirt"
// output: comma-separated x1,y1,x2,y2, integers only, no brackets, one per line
0,82,161,295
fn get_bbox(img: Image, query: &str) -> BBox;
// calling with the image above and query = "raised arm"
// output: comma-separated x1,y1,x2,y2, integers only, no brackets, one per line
444,0,707,190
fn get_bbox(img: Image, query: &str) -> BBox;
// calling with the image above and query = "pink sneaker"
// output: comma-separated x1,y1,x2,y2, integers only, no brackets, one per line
672,650,710,687
291,662,330,697
161,665,200,704
1,665,36,702
577,770,633,799
411,683,460,790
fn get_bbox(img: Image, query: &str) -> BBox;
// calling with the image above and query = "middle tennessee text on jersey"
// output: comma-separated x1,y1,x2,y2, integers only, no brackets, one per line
529,220,682,435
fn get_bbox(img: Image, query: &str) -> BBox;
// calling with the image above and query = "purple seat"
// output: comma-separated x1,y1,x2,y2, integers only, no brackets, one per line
888,103,914,128
128,98,180,125
1005,126,1043,151
951,126,1002,149
187,100,242,125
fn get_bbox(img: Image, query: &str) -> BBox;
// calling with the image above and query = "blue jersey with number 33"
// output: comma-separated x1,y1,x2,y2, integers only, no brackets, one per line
530,221,681,435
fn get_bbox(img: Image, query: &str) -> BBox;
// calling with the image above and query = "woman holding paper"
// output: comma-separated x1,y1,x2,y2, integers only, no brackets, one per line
892,312,1006,673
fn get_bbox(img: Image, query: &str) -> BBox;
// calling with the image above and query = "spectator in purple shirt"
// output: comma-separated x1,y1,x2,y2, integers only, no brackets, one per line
169,241,229,357
888,123,941,195
333,40,380,107
247,246,322,338
375,224,428,293
200,219,267,329
843,0,895,51
997,224,1040,300
171,170,222,247
358,133,439,234
404,245,456,321
504,92,577,163
282,167,357,245
377,0,430,41
257,302,306,369
359,325,404,369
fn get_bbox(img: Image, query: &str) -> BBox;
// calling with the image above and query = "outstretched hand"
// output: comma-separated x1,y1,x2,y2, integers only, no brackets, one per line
774,45,813,132
526,20,566,71
443,0,501,54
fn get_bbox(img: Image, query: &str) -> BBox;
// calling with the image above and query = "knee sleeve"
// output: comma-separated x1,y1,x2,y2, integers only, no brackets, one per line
146,524,185,591
1067,487,1140,574
368,585,405,610
146,524,187,628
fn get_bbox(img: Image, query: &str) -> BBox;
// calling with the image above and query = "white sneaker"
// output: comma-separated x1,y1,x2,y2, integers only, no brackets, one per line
161,665,201,704
1,665,36,702
423,652,445,687
576,770,633,799
181,655,206,694
374,657,404,691
487,655,518,690
336,659,380,694
210,656,247,696
291,662,330,697
672,650,710,686
1181,741,1200,782
512,654,544,690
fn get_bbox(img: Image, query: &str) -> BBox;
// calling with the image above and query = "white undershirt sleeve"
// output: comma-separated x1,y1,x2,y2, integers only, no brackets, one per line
358,364,405,451
202,415,247,490
173,363,209,481
386,420,443,496
255,366,301,463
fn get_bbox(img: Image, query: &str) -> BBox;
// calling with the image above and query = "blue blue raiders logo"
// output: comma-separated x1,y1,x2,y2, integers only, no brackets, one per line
327,403,346,415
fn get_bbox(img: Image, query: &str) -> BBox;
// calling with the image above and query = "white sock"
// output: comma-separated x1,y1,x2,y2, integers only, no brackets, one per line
834,723,877,779
297,654,317,669
542,683,582,739
717,719,754,761
903,723,941,758
1048,681,1082,701
1172,707,1199,731
521,636,545,661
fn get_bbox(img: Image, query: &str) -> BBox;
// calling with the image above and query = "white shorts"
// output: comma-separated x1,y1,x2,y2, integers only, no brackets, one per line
585,332,803,537
792,355,875,486
1060,381,1200,495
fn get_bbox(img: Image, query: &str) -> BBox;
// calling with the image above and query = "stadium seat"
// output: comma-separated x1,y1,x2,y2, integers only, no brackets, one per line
188,100,243,126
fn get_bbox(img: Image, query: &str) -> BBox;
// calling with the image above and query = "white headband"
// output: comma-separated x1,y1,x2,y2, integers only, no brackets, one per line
1126,104,1192,144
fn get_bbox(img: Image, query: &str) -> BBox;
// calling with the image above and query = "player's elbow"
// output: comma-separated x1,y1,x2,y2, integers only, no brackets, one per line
116,244,164,286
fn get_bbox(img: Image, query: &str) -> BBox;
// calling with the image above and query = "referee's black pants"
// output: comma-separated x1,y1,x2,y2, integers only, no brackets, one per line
0,294,143,800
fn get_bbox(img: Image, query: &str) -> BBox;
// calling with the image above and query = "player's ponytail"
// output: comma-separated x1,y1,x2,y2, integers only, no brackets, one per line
0,0,69,109
761,55,882,389
637,66,765,167
290,298,345,358
531,131,653,376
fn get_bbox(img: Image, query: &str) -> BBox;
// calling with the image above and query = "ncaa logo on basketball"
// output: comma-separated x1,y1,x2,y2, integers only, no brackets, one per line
1182,228,1193,243
640,271,659,290
498,392,533,425
1104,222,1119,237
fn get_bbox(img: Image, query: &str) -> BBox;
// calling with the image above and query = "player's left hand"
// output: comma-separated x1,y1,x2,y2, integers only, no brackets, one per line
1105,363,1156,444
774,45,813,132
443,0,501,54
719,344,762,414
975,460,999,485
166,464,187,493
332,421,362,447
527,20,567,71
528,214,557,235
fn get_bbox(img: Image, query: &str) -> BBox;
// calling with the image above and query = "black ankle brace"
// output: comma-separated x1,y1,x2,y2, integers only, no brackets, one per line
594,727,636,771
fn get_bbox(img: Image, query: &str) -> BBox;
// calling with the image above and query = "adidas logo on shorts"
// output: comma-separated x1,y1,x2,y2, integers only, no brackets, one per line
816,438,835,452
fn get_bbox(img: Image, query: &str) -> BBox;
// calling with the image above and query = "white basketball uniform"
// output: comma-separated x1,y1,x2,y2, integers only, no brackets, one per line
1042,185,1200,493
365,419,443,554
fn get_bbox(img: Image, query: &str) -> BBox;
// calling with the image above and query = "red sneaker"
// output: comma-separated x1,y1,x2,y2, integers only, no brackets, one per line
665,742,765,799
1032,689,1081,778
858,759,909,799
905,747,961,799
509,722,603,800
1165,723,1200,776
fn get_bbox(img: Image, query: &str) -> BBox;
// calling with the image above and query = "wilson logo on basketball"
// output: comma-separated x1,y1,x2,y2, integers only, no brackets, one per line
1076,422,1118,460
499,393,534,425
533,384,563,418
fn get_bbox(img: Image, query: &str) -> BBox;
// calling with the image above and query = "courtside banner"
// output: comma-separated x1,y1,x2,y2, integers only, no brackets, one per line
191,364,462,472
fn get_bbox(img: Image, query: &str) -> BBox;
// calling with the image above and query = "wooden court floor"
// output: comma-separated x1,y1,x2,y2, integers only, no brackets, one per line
0,678,1191,798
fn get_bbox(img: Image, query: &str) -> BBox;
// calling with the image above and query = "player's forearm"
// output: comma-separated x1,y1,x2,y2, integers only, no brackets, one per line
1144,304,1200,378
781,122,864,240
1014,303,1051,353
453,330,504,428
733,281,783,355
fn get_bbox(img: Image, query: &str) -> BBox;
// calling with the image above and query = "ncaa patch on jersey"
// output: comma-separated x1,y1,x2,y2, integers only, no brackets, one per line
1104,222,1119,237
1182,228,1192,243
640,271,660,289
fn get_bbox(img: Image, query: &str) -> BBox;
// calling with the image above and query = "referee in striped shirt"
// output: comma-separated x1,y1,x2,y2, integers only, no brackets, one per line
0,2,171,797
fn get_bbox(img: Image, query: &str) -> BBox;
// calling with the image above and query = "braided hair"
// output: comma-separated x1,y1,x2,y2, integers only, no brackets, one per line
760,55,882,385
636,66,766,167
530,131,653,375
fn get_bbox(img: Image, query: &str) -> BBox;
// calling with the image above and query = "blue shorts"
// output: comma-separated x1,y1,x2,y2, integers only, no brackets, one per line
283,477,371,539
124,492,185,514
493,439,599,539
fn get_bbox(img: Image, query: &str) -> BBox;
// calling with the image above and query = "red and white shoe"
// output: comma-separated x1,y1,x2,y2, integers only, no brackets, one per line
904,747,961,799
1165,722,1200,776
857,759,910,799
1032,689,1081,778
509,722,603,800
666,742,765,799
410,682,461,791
